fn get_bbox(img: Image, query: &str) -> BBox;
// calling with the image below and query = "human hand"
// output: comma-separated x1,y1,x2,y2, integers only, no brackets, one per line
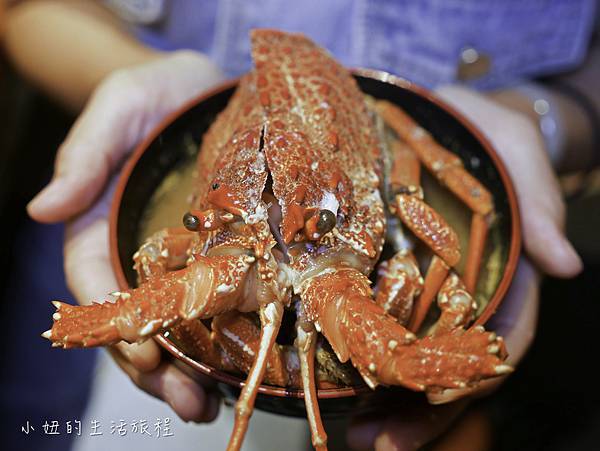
28,51,225,423
436,85,582,278
347,85,583,450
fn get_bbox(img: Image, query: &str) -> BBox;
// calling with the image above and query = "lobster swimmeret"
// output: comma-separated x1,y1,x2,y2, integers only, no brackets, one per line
43,29,509,451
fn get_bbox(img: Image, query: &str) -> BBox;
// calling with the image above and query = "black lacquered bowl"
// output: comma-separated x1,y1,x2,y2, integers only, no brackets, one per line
109,69,521,418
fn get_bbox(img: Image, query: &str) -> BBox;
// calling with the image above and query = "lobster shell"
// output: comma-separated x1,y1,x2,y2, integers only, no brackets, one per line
108,70,521,416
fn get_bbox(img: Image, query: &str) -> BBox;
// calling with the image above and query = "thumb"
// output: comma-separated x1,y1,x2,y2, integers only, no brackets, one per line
28,51,224,224
27,71,149,223
347,401,468,451
435,85,582,278
375,401,467,451
502,123,582,278
519,191,582,278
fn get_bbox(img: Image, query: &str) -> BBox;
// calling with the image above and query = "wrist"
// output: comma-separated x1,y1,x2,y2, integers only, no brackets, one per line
158,49,224,89
489,84,566,169
489,82,596,173
544,81,598,173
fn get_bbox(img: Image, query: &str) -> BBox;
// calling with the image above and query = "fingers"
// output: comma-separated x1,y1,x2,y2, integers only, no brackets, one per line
520,199,581,278
61,178,221,422
435,85,582,278
113,331,217,416
348,401,468,451
28,51,224,223
108,346,221,423
487,257,540,360
62,181,116,304
115,340,161,373
346,414,383,451
499,125,581,277
27,71,144,223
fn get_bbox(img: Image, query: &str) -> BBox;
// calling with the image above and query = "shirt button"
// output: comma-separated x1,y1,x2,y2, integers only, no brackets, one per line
457,46,491,81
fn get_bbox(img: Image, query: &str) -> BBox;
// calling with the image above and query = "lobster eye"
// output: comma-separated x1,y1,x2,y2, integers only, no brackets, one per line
183,212,200,231
316,209,336,234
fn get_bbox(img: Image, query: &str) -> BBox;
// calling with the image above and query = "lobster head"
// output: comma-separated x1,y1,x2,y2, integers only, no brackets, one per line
182,30,387,273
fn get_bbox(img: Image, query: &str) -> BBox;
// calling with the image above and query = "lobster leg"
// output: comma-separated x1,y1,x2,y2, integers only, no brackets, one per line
432,273,478,336
388,180,456,332
377,140,423,324
377,101,463,176
295,309,328,451
388,140,422,196
384,140,460,332
131,226,239,372
407,256,449,332
133,227,195,283
375,250,423,326
390,191,461,268
212,311,292,386
166,319,235,371
464,213,489,293
227,301,284,451
43,252,256,348
424,272,508,358
302,268,510,391
378,100,494,295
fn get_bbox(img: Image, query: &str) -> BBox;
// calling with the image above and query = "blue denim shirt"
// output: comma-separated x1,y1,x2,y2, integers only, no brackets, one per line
108,0,597,89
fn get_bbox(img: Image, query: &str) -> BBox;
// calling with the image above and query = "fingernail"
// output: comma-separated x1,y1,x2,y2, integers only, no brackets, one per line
27,178,66,215
558,237,583,275
163,376,203,423
375,432,402,451
346,420,380,450
118,344,132,361
202,394,221,423
163,377,185,409
126,341,161,372
348,419,383,450
427,388,466,405
376,431,424,451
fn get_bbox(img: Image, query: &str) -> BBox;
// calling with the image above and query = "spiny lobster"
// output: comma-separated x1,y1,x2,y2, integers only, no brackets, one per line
43,29,510,451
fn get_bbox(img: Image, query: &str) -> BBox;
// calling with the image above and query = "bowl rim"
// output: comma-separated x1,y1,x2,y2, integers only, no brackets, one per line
109,68,522,400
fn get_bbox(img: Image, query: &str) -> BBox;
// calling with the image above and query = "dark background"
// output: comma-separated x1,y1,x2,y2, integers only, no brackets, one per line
0,58,97,451
1,55,599,451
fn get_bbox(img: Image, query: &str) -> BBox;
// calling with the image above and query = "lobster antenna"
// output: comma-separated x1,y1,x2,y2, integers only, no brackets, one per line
227,301,284,451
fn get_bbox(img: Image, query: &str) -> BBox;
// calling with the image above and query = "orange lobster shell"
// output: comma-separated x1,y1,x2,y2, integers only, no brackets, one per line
43,30,513,451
